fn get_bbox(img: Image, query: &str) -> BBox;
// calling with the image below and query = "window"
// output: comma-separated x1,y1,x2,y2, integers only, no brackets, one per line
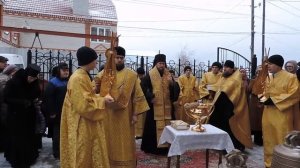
91,27,111,43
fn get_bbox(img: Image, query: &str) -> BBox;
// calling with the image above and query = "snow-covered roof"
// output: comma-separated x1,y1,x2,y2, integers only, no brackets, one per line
3,0,117,22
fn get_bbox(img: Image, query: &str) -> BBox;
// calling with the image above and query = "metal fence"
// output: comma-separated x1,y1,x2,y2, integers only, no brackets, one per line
28,49,211,81
217,47,252,78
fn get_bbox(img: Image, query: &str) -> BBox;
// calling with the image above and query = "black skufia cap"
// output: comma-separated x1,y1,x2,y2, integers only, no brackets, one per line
268,54,284,67
77,46,98,66
153,54,166,66
224,60,234,69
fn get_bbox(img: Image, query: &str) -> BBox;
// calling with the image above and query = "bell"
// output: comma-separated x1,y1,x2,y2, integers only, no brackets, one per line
271,131,300,168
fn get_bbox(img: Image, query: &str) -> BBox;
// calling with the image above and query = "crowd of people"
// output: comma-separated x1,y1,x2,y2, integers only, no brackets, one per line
0,47,299,168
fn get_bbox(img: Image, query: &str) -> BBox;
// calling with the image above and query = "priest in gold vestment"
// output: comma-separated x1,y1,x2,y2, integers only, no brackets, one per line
198,62,222,103
96,46,149,168
260,55,300,168
177,66,199,123
141,54,178,155
60,47,114,168
209,60,253,151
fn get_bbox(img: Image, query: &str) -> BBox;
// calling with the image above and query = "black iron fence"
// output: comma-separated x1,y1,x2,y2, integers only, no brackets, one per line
27,49,211,81
28,48,252,81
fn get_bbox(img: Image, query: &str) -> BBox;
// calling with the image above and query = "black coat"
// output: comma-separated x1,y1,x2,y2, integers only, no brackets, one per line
140,72,179,155
3,69,41,167
43,77,67,124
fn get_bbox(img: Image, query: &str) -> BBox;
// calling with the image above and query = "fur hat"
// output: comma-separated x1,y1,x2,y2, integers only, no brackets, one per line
25,64,41,77
212,62,222,69
77,46,98,66
224,60,234,69
114,46,126,56
268,55,284,67
153,54,166,66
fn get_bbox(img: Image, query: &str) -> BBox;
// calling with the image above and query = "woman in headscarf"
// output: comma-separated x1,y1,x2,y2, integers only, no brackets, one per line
4,64,41,168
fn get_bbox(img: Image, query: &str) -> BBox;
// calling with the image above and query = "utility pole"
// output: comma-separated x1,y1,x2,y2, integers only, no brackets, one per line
262,0,266,63
251,0,255,61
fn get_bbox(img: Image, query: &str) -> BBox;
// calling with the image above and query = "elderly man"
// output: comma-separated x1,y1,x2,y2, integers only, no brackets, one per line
209,60,253,151
260,55,299,168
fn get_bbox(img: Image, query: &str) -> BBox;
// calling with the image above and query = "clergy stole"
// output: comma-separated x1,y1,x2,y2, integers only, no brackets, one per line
149,67,172,147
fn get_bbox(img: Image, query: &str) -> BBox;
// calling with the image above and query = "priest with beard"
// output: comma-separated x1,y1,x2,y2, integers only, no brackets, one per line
141,54,179,155
95,46,149,168
209,60,253,151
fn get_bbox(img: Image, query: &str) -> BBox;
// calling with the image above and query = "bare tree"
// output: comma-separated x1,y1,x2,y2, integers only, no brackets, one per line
177,45,195,74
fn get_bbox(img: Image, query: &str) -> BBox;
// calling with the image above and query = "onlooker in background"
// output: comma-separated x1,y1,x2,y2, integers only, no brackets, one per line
42,66,58,139
4,64,41,168
209,60,253,151
283,59,300,149
239,68,249,93
0,56,8,73
260,55,299,168
60,46,113,168
198,62,222,103
0,65,19,152
169,69,180,120
43,62,69,159
135,67,147,139
137,67,145,79
177,66,199,124
35,73,48,149
284,60,297,74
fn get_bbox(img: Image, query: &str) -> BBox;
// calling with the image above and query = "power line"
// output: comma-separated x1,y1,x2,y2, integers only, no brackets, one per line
204,0,248,28
267,1,300,18
278,0,300,11
118,25,250,35
225,35,251,48
115,0,250,16
255,15,300,31
118,17,248,23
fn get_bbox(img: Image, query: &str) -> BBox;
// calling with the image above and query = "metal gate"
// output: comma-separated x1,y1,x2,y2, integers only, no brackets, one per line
217,47,252,78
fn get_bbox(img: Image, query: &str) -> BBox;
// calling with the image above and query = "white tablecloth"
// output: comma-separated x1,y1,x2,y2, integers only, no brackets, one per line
158,124,235,157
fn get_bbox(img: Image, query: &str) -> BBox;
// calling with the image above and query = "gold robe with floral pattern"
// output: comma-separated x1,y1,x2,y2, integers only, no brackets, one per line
198,71,222,101
261,70,300,168
60,68,109,168
96,68,149,168
177,74,199,123
212,70,253,148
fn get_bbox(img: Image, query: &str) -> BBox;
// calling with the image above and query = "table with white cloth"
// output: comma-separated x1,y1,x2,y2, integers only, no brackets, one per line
158,124,235,168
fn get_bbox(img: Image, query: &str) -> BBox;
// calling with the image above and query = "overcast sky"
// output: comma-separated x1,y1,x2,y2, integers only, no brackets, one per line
112,0,300,65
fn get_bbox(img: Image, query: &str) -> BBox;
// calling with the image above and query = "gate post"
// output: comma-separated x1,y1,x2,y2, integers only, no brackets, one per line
68,51,72,76
140,56,144,69
27,49,32,65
